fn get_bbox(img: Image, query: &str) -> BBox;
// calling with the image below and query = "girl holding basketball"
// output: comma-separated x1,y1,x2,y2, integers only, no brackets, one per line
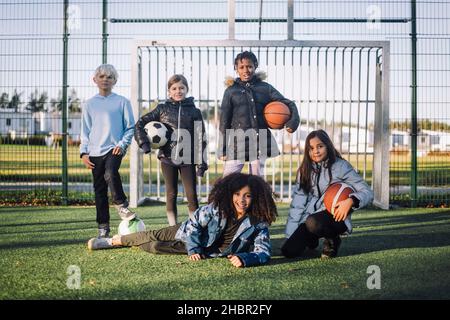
88,172,278,268
282,129,373,259
219,51,300,176
134,74,208,226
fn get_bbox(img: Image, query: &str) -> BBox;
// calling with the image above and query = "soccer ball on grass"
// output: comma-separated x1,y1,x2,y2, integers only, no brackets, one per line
118,217,146,236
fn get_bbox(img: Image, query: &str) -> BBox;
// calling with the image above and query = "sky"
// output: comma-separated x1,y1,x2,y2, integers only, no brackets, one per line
0,0,449,126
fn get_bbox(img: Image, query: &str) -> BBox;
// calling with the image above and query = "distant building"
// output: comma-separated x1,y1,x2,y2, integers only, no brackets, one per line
390,129,450,155
390,129,410,152
34,111,81,142
421,129,450,153
0,109,35,138
0,110,81,145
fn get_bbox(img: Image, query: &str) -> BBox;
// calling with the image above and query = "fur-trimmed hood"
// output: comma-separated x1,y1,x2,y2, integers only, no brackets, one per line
224,71,267,87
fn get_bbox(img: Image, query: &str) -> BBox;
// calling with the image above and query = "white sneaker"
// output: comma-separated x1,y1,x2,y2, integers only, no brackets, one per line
87,237,113,250
117,207,136,221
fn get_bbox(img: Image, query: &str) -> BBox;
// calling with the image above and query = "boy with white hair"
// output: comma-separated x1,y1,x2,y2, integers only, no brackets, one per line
80,64,136,238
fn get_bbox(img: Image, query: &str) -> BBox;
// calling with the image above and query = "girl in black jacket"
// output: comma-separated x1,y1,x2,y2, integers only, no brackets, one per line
219,51,300,176
134,74,208,226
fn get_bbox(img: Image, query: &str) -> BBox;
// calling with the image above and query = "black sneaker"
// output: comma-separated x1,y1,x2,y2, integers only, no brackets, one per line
321,236,341,259
98,223,110,238
307,237,319,250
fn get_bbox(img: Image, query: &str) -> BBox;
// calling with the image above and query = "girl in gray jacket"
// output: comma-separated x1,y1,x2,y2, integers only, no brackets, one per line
282,130,373,259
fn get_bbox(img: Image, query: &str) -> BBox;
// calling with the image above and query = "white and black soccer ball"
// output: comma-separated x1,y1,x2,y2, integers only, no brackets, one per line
144,121,170,148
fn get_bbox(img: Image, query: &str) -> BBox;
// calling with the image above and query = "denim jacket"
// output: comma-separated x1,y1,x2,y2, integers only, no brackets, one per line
285,158,374,238
175,203,271,267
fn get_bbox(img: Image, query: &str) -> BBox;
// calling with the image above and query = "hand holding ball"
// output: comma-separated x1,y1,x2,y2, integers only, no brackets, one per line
324,183,355,216
144,121,170,149
263,101,291,129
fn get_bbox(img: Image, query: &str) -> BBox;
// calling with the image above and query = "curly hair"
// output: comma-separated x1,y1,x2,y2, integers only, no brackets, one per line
234,51,259,70
208,173,277,225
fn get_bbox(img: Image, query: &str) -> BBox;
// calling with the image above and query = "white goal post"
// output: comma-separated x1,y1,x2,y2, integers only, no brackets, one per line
129,40,390,210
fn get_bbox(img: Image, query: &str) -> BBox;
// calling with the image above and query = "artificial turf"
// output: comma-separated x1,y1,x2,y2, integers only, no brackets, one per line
1,204,449,300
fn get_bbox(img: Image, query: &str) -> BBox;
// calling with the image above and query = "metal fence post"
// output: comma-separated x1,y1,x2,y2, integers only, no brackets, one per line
62,0,69,205
102,0,108,63
287,0,294,40
228,0,235,40
410,0,418,207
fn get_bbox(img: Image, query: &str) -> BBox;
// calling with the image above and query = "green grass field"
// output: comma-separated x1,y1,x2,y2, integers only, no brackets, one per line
1,204,449,300
2,145,450,184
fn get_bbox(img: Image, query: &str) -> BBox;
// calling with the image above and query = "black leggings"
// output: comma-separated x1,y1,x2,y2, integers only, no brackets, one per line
161,162,198,225
281,211,348,258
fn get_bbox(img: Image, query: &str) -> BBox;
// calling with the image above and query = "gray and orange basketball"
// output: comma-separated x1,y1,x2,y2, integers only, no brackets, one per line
324,182,354,215
263,101,291,129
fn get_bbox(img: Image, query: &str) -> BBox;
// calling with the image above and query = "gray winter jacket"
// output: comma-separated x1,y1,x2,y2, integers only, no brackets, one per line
285,158,374,238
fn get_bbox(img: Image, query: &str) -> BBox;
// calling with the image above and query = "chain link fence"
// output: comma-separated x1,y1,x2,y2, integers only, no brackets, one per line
0,0,449,207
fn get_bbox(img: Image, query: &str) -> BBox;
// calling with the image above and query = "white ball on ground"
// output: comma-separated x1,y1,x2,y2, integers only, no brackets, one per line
118,217,146,236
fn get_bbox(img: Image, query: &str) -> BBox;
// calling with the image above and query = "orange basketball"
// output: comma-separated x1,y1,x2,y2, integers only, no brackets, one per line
263,101,291,129
323,182,354,216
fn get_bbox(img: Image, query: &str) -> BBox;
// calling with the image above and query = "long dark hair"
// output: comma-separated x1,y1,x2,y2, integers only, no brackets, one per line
208,173,277,225
297,129,342,193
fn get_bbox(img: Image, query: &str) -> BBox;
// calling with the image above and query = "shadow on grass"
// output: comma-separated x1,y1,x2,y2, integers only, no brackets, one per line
0,207,88,214
353,210,450,226
268,210,450,261
0,214,167,229
1,220,94,228
1,228,93,236
342,229,450,256
0,238,87,250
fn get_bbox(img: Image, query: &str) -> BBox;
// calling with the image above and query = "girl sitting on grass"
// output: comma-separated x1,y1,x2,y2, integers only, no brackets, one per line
87,172,278,268
281,129,374,259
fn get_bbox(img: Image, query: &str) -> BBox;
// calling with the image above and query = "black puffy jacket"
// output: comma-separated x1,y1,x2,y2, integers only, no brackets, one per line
219,72,300,161
134,97,208,169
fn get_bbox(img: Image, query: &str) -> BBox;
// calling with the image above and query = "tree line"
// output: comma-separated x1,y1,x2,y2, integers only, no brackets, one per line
390,120,450,132
0,89,81,113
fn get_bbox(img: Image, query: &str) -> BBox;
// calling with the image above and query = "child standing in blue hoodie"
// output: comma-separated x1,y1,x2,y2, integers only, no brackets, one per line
80,64,136,238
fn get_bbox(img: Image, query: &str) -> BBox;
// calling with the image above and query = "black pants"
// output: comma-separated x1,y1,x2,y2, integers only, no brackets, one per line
161,162,198,225
120,223,186,254
90,150,127,225
281,211,348,258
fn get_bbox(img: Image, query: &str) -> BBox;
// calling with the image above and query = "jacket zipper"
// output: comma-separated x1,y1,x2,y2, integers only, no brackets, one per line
313,165,322,211
174,101,182,161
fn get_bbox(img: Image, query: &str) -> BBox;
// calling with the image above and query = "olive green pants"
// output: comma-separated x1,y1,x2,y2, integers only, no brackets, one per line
120,223,186,254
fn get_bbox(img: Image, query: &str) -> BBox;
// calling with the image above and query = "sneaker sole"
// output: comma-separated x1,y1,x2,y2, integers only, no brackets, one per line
87,238,95,250
321,253,338,259
120,213,137,221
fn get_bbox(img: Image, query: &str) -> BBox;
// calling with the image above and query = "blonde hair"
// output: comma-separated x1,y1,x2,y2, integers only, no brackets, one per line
94,64,118,83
